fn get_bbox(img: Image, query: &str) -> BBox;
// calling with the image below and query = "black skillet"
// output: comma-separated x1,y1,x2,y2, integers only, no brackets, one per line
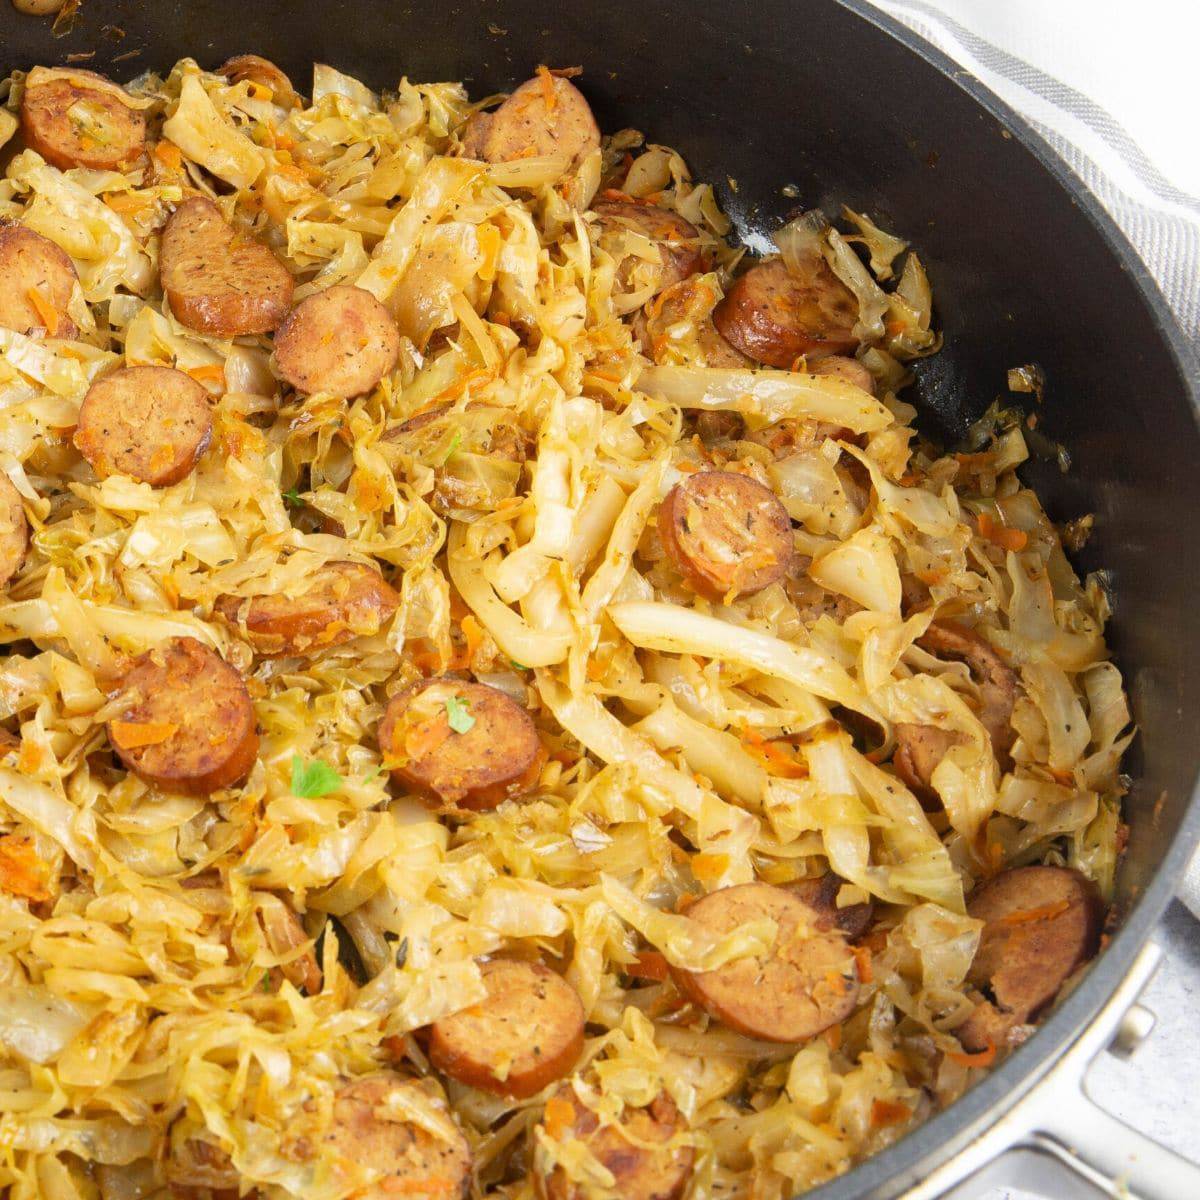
4,1,1199,1196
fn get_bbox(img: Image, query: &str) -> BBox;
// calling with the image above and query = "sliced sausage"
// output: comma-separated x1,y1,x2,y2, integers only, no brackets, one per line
217,54,301,107
693,411,745,442
0,472,28,591
893,724,968,808
810,354,875,394
0,224,78,339
215,561,399,657
635,275,749,368
260,899,322,995
429,959,584,1098
536,1086,693,1200
787,873,875,941
75,366,212,487
670,882,859,1043
592,200,705,301
658,470,794,600
713,259,858,369
109,637,258,795
20,68,147,171
378,677,546,810
164,1133,243,1199
462,73,599,167
274,286,400,397
160,197,294,338
958,866,1102,1052
324,1073,471,1200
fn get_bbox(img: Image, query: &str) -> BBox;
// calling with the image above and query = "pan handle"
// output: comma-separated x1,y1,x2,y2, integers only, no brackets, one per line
911,940,1200,1200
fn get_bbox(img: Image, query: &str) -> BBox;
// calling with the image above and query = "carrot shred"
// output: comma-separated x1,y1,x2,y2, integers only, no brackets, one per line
476,222,501,283
404,715,452,762
187,364,226,388
824,969,849,997
627,950,670,982
977,510,1028,552
0,834,51,902
537,65,557,113
946,1040,997,1068
852,945,873,984
741,728,808,779
380,1178,458,1195
998,898,1071,926
153,140,183,170
600,187,638,203
110,720,179,750
26,288,60,333
691,852,730,882
871,1099,913,1128
543,1095,575,1140
449,614,484,670
275,133,296,152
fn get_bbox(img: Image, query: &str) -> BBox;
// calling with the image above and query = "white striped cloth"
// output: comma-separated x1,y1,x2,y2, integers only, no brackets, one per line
866,0,1200,926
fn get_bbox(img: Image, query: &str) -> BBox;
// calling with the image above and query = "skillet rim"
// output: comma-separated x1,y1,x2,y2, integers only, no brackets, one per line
804,4,1200,1198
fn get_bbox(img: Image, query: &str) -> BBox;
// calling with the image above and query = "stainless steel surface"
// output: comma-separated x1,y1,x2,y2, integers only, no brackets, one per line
897,933,1200,1199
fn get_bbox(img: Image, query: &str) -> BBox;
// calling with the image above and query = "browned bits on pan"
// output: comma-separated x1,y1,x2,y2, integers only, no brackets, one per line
591,199,706,300
713,258,859,368
0,224,79,339
20,68,147,171
108,637,258,795
670,882,859,1043
536,1086,694,1200
273,285,400,397
958,866,1102,1052
215,561,400,657
378,677,546,810
0,473,29,591
893,621,1020,801
75,366,213,487
323,1073,471,1200
217,54,300,107
160,197,294,338
658,470,794,600
429,959,585,1098
461,72,600,166
787,872,875,941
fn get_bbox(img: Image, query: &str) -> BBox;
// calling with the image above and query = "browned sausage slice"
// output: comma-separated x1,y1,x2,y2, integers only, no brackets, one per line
217,54,301,107
260,900,322,995
958,866,1102,1052
713,259,858,369
463,73,600,166
592,200,706,300
810,354,875,394
0,224,78,339
75,366,212,487
378,677,545,810
670,882,859,1043
20,69,147,171
215,561,399,657
0,473,28,591
429,959,584,1098
787,873,875,941
160,197,294,338
893,724,969,807
536,1087,693,1200
658,470,794,600
109,637,258,795
635,275,749,368
324,1074,471,1200
274,286,400,397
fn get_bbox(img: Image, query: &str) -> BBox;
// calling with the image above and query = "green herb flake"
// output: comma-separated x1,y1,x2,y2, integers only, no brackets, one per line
282,486,303,508
509,658,529,671
441,430,463,464
444,695,475,734
290,755,343,798
259,972,272,993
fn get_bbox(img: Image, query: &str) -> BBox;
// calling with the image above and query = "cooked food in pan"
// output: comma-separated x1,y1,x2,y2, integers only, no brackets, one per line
0,54,1131,1200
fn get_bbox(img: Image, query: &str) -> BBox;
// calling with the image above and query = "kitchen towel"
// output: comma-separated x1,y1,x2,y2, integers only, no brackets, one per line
866,0,1200,919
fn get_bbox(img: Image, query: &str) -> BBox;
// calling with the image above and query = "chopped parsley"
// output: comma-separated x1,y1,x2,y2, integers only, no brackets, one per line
282,486,303,508
509,658,529,671
441,430,463,464
290,755,343,798
444,695,475,734
260,972,272,993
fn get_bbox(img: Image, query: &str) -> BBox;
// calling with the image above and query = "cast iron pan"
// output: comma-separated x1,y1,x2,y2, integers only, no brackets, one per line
4,1,1199,1196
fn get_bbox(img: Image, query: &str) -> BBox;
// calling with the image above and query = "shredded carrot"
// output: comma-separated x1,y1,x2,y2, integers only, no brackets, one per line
600,188,637,203
999,898,1071,927
852,945,873,984
0,834,51,902
627,950,670,982
476,222,502,283
449,614,484,670
247,82,273,101
977,510,1028,552
823,1023,843,1050
537,65,557,113
275,133,296,152
946,1040,996,1068
110,720,179,750
404,715,452,762
154,140,183,170
26,289,59,333
884,318,906,337
409,646,443,675
543,1095,575,1140
187,364,226,387
871,1099,913,1128
380,1177,457,1195
691,852,730,883
674,891,699,913
824,969,849,997
431,367,493,406
741,728,808,779
647,287,671,323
